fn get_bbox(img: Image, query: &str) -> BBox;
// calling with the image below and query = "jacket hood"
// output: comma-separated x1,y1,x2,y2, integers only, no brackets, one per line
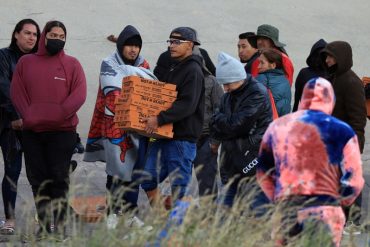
306,38,327,67
36,22,65,56
321,41,353,76
298,77,335,114
116,25,142,59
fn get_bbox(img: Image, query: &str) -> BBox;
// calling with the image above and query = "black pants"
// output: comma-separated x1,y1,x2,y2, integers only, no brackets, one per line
0,128,22,219
193,136,218,198
22,130,76,231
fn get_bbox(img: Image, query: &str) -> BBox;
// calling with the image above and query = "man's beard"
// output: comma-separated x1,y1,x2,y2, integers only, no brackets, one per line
123,57,137,66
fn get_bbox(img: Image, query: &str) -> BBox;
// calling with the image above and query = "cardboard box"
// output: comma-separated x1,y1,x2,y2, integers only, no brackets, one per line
115,94,173,110
121,87,177,102
115,121,173,139
115,105,163,116
69,195,106,223
123,75,176,91
122,76,178,97
362,77,370,116
114,110,151,122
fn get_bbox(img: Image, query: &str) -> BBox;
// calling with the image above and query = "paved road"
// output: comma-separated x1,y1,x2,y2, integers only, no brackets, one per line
1,0,370,246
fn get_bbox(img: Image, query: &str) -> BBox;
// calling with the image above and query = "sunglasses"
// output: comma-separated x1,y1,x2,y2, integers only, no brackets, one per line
166,39,191,45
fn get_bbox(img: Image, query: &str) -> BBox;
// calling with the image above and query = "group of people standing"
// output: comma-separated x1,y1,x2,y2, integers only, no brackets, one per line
0,18,367,246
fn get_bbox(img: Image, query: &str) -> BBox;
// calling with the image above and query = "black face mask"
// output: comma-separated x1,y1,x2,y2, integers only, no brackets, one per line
45,38,65,55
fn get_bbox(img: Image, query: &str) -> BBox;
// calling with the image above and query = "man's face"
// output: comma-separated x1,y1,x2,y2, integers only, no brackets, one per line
257,37,274,49
325,54,337,67
168,33,193,61
15,23,38,53
222,80,244,93
238,39,257,63
122,45,140,62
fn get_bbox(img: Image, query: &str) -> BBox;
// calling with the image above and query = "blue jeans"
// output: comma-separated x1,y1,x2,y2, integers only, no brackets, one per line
141,139,196,200
221,176,270,217
0,128,22,220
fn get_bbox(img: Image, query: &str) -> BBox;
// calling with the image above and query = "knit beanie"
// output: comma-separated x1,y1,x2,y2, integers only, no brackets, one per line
216,52,247,84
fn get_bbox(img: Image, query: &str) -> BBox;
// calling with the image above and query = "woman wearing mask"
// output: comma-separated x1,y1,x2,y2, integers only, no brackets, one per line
256,48,291,117
10,20,86,238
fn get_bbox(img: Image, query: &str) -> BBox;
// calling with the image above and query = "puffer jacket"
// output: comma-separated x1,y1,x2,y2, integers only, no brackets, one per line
210,76,272,179
256,69,291,116
321,41,366,152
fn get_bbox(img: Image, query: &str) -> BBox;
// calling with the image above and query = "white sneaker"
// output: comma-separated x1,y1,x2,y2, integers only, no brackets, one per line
125,216,145,228
106,214,118,230
343,221,361,235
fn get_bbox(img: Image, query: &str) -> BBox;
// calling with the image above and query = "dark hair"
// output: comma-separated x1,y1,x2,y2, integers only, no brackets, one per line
44,20,67,37
260,48,286,75
9,18,41,53
238,32,257,49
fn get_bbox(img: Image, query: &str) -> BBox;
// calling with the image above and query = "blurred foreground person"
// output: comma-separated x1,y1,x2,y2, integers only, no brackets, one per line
257,77,364,246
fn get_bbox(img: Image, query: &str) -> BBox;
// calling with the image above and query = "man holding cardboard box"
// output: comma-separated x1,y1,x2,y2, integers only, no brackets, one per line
142,27,205,205
84,25,156,226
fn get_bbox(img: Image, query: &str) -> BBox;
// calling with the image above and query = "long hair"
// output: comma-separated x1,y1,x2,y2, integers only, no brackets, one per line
44,20,67,38
260,48,287,75
9,19,40,53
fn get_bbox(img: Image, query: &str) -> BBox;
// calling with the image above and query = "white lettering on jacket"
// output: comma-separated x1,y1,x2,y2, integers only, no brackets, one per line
54,76,66,81
242,158,259,174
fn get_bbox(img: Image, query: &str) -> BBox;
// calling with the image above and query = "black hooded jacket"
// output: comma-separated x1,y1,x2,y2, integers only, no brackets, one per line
0,46,26,125
116,25,142,64
157,54,205,142
154,48,215,81
293,39,327,111
321,41,366,152
210,77,272,179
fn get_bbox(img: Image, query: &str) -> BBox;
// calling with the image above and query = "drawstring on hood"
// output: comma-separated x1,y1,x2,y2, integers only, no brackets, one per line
298,77,335,114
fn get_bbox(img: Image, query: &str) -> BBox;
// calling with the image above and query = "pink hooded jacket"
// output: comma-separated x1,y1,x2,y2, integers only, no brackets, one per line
257,77,364,207
10,22,86,132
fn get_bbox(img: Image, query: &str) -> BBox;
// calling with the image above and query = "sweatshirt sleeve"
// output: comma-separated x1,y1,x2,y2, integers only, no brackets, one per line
0,51,15,119
61,59,87,119
210,79,224,113
256,127,276,201
157,69,203,126
340,136,364,206
292,70,305,112
343,77,367,153
10,59,30,118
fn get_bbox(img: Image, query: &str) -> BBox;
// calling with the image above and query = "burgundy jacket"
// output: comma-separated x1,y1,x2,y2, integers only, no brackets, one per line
10,25,86,132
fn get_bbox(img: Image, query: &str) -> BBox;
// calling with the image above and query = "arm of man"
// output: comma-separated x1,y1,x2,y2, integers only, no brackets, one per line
344,77,367,152
209,86,266,140
340,135,364,207
210,77,224,113
256,126,276,202
157,70,203,126
292,70,305,112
